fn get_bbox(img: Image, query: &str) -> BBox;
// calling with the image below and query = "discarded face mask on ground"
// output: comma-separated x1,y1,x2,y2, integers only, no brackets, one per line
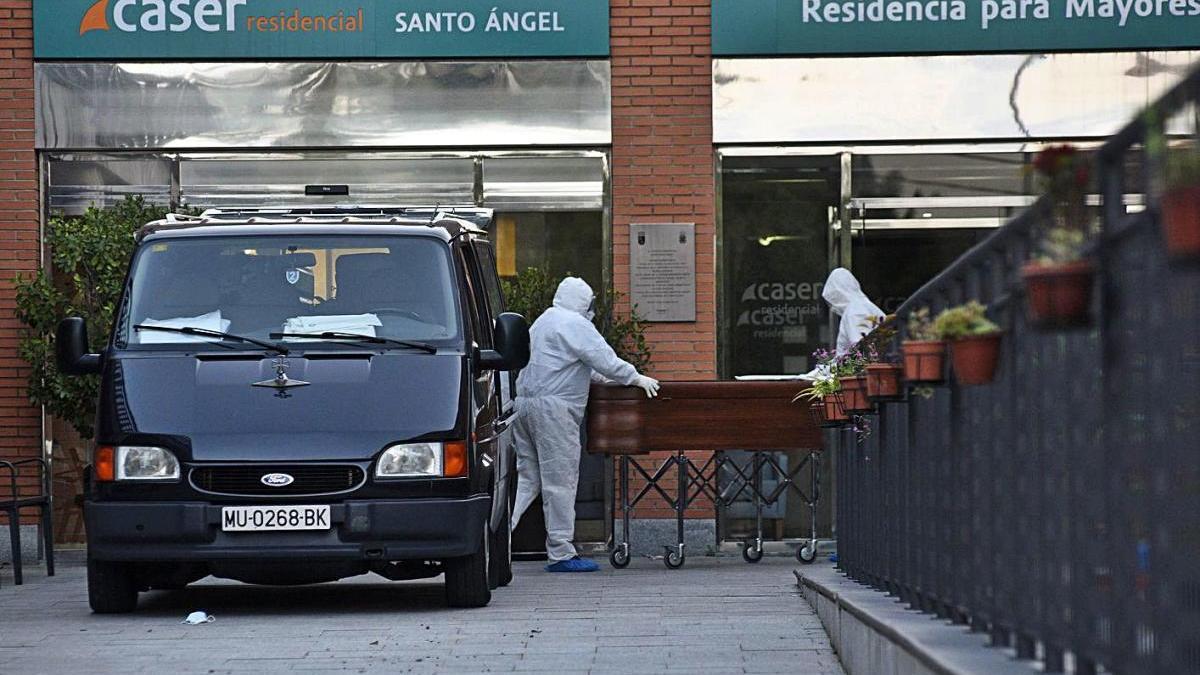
181,611,215,625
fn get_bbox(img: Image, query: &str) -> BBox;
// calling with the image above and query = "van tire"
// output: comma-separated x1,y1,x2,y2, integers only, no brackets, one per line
444,524,491,608
88,558,139,614
490,495,513,588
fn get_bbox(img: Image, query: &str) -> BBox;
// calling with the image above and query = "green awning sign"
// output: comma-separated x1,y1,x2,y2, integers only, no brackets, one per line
34,0,610,59
713,0,1200,55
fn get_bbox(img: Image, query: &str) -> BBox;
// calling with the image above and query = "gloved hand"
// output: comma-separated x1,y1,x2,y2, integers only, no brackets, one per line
634,375,660,399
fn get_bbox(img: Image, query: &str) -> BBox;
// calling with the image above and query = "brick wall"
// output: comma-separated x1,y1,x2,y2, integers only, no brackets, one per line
610,0,715,518
610,0,715,381
0,0,41,525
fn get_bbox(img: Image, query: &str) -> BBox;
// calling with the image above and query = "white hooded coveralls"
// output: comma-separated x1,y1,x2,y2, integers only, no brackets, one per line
823,268,885,357
511,278,640,561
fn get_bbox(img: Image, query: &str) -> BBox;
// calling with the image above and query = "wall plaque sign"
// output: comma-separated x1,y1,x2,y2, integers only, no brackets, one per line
629,223,697,323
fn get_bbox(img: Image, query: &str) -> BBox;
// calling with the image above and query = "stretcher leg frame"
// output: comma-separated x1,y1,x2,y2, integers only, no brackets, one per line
605,449,822,569
609,455,633,568
720,449,823,564
663,449,687,569
754,452,765,557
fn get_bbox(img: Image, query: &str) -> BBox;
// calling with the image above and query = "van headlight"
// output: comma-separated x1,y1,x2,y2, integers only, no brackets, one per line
116,446,180,481
376,442,443,478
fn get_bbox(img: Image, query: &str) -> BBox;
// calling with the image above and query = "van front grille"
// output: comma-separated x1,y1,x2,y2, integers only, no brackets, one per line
190,465,365,497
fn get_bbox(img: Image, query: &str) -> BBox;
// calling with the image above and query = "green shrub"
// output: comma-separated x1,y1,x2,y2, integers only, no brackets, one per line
14,197,174,438
499,266,559,327
905,307,938,341
932,301,1000,341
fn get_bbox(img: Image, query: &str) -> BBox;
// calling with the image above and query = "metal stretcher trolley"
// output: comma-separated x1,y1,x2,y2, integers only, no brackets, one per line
586,381,824,569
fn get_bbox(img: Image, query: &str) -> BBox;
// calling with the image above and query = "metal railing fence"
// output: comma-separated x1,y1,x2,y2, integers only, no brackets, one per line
833,69,1200,675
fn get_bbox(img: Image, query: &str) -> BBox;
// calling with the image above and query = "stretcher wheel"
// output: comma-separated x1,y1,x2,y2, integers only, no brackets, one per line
610,547,630,569
742,540,763,563
797,544,817,564
664,549,685,569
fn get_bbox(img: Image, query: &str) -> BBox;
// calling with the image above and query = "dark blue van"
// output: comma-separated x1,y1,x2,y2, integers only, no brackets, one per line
56,206,529,612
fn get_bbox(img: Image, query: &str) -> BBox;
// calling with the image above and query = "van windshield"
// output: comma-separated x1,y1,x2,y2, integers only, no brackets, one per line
120,234,461,349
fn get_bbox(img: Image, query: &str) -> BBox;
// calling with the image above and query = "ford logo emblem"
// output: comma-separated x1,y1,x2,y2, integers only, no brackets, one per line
261,473,295,487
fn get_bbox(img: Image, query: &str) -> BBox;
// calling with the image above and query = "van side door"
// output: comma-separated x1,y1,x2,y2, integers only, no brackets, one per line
469,241,516,511
471,242,515,419
457,244,498,496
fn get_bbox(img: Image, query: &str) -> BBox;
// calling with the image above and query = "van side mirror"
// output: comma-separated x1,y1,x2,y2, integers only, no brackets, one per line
478,312,530,371
56,318,102,376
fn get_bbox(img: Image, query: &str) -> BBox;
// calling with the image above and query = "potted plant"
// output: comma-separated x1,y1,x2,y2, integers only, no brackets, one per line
798,375,848,427
932,301,1002,386
835,342,875,414
796,349,849,426
860,316,902,399
1021,144,1095,329
1161,149,1200,260
901,308,945,383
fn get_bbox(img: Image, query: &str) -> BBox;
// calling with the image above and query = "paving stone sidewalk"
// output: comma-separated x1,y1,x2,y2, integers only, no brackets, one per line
0,552,844,674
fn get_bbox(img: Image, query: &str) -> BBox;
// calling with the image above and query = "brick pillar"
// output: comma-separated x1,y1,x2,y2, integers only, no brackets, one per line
0,0,42,532
610,0,716,531
610,0,715,381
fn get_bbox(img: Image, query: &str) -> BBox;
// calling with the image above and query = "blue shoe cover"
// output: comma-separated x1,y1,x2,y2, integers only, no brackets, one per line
545,557,600,573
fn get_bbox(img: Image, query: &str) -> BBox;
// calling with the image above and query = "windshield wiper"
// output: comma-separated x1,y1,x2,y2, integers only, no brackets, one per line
269,331,438,354
134,325,289,355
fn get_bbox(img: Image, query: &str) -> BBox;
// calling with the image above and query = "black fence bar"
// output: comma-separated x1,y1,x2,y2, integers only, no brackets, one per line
833,67,1200,675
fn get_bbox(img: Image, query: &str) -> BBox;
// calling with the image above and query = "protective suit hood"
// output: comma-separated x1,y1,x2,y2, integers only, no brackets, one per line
552,277,595,319
822,268,863,316
819,267,886,363
516,275,637,407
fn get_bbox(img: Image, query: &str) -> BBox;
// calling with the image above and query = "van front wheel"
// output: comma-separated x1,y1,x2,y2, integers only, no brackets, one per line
88,558,138,614
444,523,492,608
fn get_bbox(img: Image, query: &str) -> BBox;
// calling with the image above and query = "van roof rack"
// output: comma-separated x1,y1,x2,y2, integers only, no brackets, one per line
199,205,493,229
136,205,493,241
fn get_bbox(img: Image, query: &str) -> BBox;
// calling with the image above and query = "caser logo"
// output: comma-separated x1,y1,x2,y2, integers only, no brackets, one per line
79,0,248,36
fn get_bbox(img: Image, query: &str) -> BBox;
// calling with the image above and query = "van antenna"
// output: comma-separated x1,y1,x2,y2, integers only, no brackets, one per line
429,204,440,226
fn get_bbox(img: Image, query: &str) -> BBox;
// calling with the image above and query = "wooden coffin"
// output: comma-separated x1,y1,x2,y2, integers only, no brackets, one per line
585,381,822,455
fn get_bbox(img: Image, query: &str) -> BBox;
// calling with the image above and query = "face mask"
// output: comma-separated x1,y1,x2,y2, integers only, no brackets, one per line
182,611,215,625
586,298,596,321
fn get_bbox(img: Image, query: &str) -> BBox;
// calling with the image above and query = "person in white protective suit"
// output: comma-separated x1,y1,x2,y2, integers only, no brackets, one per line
511,277,660,573
823,268,885,357
800,268,885,380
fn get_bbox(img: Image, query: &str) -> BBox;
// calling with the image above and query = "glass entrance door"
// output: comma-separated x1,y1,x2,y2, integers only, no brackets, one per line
719,153,841,378
840,150,1038,311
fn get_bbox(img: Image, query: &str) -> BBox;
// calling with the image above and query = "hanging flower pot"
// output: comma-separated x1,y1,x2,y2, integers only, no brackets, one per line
1161,185,1200,260
902,340,946,383
1021,260,1095,329
809,401,844,428
865,363,903,399
950,333,1002,386
822,396,848,424
838,376,873,413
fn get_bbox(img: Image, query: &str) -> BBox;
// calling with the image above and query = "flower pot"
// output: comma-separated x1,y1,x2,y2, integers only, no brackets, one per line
809,402,843,428
822,396,848,423
902,340,946,383
838,376,872,413
865,363,903,399
1161,185,1200,260
1021,260,1094,329
950,333,1002,386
